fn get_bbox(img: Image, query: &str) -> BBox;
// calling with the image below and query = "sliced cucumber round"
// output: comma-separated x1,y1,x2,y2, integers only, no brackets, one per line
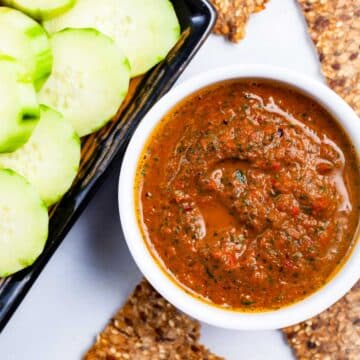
0,7,52,90
39,28,130,137
0,169,48,277
0,105,81,207
1,0,76,21
43,0,181,77
0,55,39,153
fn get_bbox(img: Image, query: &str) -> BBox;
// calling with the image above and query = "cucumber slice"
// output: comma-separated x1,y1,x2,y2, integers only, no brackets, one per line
43,0,180,77
1,0,76,21
0,105,81,207
39,28,130,137
0,7,52,90
0,169,48,277
0,55,39,153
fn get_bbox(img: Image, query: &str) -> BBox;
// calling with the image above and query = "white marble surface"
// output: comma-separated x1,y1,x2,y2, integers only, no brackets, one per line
0,0,324,358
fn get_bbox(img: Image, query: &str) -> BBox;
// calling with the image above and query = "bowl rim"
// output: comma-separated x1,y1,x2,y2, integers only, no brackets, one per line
118,64,360,330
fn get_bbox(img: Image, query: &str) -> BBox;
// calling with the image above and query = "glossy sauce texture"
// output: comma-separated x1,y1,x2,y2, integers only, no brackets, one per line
136,80,360,310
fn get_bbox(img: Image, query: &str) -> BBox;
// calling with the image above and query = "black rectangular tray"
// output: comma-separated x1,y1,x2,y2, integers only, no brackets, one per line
0,0,216,332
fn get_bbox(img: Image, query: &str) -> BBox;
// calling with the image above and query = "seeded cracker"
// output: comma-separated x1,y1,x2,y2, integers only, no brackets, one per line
298,0,360,116
84,280,223,360
283,282,360,359
211,0,268,42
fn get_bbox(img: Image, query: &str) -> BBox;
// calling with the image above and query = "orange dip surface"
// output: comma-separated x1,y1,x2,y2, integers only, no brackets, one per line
135,80,360,311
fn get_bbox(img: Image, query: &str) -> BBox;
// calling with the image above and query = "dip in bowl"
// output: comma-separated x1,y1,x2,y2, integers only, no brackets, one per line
119,65,360,330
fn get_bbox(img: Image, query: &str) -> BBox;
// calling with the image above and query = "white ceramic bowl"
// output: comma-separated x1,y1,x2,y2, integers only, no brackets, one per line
118,65,360,330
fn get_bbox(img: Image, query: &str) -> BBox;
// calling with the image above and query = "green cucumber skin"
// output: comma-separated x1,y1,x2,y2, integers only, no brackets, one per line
1,0,76,20
0,110,39,153
0,169,48,277
25,23,53,90
0,105,81,206
0,56,40,153
43,0,181,77
0,7,53,90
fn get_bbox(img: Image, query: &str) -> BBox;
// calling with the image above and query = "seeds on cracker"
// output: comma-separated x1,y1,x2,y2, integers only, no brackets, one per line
283,281,360,360
211,0,268,42
84,280,224,359
298,0,360,116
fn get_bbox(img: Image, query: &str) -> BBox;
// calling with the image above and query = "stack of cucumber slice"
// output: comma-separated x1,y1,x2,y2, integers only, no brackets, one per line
0,0,180,276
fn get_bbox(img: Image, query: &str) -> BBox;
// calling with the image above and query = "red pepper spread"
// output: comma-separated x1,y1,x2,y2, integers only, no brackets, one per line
136,80,360,311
